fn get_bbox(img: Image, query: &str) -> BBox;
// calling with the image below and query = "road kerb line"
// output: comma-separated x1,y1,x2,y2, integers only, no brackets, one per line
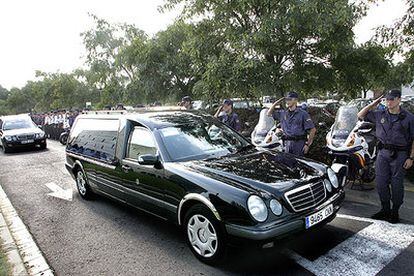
0,184,53,275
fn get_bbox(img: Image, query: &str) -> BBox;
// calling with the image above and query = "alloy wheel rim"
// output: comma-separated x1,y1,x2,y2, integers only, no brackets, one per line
187,214,218,258
76,172,87,195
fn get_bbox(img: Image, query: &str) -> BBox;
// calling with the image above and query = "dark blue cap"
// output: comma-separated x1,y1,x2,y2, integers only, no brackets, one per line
223,99,233,106
286,91,299,99
385,89,401,100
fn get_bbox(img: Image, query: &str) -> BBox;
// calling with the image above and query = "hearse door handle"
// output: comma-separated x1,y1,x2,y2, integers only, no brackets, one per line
122,164,132,172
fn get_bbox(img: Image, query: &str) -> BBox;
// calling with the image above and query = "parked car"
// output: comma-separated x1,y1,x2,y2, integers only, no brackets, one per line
0,114,47,153
65,111,346,264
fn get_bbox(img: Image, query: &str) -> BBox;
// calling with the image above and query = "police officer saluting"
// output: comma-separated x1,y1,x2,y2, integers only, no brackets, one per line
358,89,414,223
267,92,316,156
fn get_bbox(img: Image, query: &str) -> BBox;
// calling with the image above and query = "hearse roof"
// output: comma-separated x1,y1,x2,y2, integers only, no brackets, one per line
76,110,211,130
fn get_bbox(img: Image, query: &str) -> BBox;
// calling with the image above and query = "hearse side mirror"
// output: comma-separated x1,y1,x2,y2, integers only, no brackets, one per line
138,154,161,167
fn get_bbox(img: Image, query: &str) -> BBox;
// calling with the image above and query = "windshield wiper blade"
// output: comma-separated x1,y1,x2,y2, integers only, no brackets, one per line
234,144,255,153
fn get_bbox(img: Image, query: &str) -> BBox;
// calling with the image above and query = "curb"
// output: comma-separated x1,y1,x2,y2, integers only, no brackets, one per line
0,184,53,275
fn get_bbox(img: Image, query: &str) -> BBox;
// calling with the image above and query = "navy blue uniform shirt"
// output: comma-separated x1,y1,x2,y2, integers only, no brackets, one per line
272,108,315,137
365,108,414,147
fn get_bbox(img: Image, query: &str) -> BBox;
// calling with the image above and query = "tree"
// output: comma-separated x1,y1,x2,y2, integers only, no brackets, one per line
333,43,391,99
139,21,201,103
375,0,414,86
81,14,148,105
163,0,372,99
0,85,8,101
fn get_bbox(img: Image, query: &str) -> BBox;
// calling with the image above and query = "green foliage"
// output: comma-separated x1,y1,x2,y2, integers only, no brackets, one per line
333,43,391,98
163,0,374,100
375,0,414,87
1,2,413,115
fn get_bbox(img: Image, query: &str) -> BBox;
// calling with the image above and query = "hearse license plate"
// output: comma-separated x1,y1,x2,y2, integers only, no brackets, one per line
21,139,34,144
305,204,333,229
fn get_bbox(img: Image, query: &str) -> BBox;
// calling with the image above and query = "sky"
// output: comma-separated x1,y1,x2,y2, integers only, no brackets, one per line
0,0,408,89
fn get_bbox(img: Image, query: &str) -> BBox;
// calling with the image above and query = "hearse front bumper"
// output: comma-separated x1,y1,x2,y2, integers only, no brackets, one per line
225,189,345,241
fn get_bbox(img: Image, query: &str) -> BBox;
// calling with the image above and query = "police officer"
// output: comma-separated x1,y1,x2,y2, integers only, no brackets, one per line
267,92,316,156
214,99,242,132
180,96,193,110
358,89,414,223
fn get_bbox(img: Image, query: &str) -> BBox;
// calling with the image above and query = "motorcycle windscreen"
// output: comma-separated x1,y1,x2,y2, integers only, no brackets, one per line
331,106,359,146
253,109,275,141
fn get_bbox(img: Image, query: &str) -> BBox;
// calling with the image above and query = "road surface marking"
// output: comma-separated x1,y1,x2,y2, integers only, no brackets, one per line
0,184,53,275
288,214,414,276
45,182,72,201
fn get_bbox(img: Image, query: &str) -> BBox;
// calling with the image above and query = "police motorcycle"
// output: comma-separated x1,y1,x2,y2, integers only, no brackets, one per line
251,108,283,151
326,105,377,188
59,129,69,145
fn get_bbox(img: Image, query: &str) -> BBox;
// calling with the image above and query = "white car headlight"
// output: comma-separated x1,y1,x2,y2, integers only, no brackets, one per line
247,195,268,222
324,179,332,192
269,199,283,216
327,168,339,188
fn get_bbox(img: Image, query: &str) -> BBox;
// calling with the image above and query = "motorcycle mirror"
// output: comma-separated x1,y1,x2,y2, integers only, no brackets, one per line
358,129,372,134
359,122,374,130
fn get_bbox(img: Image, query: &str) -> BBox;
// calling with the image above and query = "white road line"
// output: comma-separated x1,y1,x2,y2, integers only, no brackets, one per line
0,184,54,275
288,215,414,276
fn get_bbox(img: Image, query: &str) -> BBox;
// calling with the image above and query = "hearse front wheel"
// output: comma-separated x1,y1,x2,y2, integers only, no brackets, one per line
184,204,227,265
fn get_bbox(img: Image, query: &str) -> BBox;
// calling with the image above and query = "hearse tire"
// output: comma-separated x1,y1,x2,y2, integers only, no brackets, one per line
184,204,227,265
75,169,94,200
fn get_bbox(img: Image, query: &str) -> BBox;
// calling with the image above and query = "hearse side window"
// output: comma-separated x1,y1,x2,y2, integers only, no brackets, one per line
126,127,157,159
67,118,119,163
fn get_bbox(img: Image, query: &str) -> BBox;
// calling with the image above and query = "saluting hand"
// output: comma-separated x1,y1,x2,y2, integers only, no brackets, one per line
273,97,285,106
371,94,384,107
403,158,413,170
303,144,310,155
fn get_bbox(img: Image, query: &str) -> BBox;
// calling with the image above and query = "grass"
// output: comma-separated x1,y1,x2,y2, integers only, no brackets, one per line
0,245,11,276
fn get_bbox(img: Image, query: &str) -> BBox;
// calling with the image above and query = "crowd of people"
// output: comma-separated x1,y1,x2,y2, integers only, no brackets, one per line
30,110,79,140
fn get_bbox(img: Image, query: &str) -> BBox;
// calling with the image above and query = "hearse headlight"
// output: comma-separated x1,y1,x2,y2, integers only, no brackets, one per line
269,199,283,216
247,195,268,222
324,179,332,192
327,168,339,188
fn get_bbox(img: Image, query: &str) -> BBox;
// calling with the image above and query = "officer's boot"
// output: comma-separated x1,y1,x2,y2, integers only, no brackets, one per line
389,205,400,224
371,201,391,221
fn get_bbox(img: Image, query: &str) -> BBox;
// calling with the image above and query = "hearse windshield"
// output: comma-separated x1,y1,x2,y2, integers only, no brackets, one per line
158,119,250,162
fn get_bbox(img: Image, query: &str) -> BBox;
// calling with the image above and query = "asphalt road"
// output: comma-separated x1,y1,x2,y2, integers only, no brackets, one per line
0,140,413,276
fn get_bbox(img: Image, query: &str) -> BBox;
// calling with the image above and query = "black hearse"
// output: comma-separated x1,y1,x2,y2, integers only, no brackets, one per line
0,114,47,153
65,110,346,264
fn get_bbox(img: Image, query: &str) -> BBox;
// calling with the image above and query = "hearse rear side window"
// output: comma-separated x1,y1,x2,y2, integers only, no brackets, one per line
67,118,119,163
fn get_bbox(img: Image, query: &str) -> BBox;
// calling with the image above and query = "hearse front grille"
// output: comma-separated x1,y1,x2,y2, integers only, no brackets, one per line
285,181,326,212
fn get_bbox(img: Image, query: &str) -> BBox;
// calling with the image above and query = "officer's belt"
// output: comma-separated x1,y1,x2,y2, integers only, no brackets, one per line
378,142,410,152
282,135,307,141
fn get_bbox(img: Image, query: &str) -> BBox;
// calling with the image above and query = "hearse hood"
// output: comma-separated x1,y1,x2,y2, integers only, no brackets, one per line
175,149,327,194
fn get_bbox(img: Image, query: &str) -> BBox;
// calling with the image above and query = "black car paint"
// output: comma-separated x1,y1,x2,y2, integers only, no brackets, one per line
65,111,345,241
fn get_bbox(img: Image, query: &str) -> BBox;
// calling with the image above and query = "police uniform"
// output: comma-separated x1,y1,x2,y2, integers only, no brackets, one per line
217,99,242,132
219,112,241,132
272,106,315,156
365,90,414,221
